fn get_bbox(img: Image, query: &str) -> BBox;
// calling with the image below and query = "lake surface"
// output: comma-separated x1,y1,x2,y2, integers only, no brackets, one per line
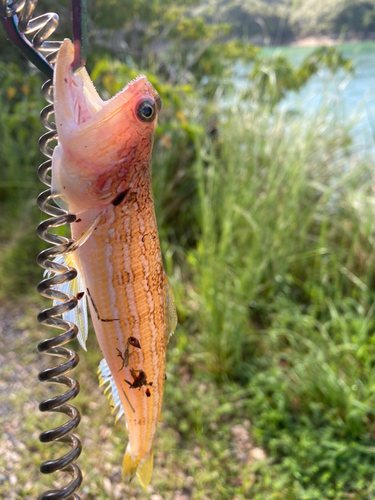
267,42,375,154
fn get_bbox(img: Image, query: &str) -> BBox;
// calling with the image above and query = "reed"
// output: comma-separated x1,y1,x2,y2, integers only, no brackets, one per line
177,101,375,497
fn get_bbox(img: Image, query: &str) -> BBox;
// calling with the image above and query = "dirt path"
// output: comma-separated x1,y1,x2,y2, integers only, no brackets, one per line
0,301,44,499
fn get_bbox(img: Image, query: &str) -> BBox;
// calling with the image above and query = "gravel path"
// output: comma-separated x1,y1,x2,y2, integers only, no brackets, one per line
0,301,44,499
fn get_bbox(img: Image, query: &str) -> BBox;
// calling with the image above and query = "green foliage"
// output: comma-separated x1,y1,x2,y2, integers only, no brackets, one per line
292,0,375,37
0,62,46,296
190,40,260,90
212,0,375,42
251,46,353,106
0,225,47,296
85,0,243,91
0,62,44,210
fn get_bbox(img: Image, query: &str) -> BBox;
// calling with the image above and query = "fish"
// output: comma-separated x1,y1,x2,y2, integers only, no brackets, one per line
50,39,177,489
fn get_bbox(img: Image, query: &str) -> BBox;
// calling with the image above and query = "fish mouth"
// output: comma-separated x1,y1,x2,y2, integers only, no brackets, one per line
54,39,150,133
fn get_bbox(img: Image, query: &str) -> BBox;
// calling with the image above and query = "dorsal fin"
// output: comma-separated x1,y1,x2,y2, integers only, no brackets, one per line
98,358,124,423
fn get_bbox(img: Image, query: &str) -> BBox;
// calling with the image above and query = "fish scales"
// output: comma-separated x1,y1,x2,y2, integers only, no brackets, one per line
51,39,177,489
73,185,166,455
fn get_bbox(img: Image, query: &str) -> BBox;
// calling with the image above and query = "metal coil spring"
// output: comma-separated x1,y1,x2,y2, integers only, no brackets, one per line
0,0,83,498
0,0,61,63
36,80,82,500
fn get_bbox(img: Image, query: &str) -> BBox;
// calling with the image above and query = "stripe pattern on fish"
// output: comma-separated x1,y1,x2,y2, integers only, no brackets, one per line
50,39,177,489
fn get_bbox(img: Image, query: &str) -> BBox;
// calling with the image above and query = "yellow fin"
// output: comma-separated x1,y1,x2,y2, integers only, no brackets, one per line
44,253,89,351
122,445,139,484
136,450,154,490
98,358,125,422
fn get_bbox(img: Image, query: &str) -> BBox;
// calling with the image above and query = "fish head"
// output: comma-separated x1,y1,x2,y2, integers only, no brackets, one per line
52,39,162,213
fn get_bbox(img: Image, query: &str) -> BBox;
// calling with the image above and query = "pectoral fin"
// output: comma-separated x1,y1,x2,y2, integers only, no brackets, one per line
44,253,88,350
67,212,105,252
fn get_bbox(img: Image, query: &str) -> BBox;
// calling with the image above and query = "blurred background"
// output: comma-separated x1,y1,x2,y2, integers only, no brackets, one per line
2,0,375,498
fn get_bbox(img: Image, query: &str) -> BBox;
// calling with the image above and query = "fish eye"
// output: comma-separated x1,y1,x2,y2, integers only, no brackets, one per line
136,99,157,123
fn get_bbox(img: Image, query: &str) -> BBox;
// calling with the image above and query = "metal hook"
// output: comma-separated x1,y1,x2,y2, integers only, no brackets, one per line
0,2,55,79
71,0,87,73
0,0,87,76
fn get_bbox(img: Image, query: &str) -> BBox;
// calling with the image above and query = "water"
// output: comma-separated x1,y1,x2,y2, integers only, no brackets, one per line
267,42,375,154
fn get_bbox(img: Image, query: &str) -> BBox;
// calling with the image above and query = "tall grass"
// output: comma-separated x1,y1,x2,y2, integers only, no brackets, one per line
180,102,375,497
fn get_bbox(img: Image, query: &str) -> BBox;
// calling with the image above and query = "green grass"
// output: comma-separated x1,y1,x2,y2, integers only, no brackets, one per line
2,62,375,498
180,103,375,497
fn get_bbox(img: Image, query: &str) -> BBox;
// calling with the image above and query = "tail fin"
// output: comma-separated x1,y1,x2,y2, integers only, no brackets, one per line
122,445,154,489
122,444,139,484
136,450,154,489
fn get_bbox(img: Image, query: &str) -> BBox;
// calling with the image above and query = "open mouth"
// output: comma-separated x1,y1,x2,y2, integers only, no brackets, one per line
55,39,148,130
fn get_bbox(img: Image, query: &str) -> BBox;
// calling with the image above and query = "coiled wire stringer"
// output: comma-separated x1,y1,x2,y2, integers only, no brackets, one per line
0,1,86,498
